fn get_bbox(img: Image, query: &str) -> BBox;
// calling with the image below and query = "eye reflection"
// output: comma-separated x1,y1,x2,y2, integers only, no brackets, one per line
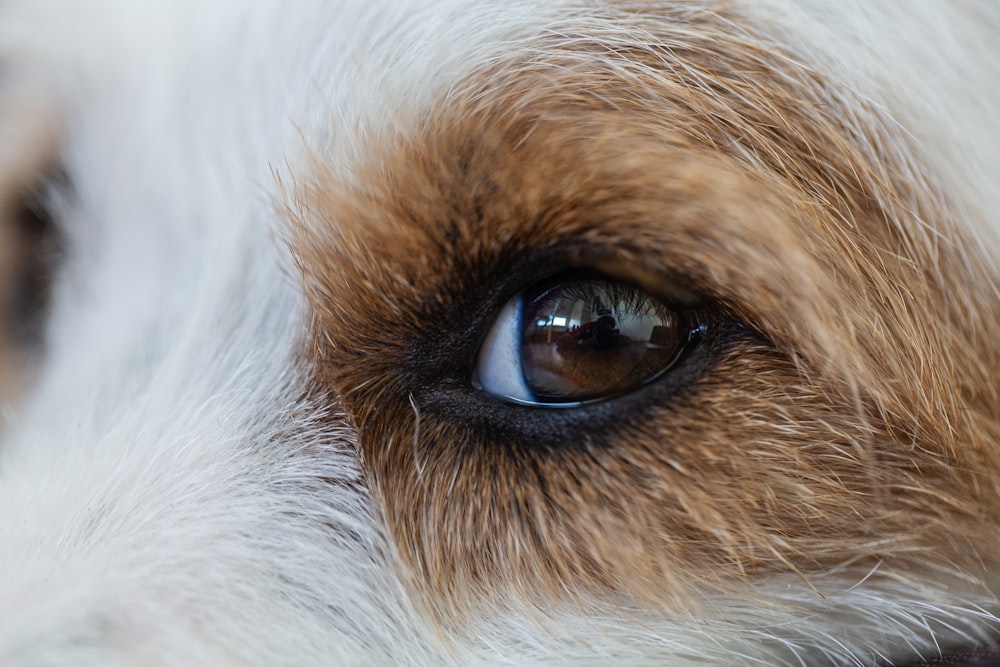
474,274,696,406
521,279,687,402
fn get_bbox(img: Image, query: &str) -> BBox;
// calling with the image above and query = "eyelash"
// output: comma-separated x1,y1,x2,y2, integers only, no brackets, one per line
535,279,674,322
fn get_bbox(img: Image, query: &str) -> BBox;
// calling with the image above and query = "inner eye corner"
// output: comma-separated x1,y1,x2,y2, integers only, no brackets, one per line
473,268,707,408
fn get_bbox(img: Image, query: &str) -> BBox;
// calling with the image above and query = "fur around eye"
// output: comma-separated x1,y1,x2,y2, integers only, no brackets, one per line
6,1,1000,665
473,274,697,406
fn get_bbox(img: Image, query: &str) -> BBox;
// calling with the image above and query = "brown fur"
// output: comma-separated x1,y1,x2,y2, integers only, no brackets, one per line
289,5,1000,621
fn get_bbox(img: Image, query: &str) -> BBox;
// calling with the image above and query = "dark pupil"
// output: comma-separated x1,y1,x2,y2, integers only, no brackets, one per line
520,278,687,403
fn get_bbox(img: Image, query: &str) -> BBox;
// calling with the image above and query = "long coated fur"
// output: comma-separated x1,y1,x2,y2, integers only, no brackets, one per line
1,1,999,665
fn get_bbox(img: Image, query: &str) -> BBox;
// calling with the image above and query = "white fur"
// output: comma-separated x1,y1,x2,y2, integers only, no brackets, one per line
0,1,997,665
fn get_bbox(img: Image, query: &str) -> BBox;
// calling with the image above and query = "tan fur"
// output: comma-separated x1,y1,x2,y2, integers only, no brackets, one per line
290,4,1000,623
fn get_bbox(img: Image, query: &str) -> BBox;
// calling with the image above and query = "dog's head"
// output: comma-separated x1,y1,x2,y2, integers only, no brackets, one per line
2,1,1000,665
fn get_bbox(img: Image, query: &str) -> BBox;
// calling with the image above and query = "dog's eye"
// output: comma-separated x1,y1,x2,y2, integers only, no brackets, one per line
474,274,697,406
0,171,62,406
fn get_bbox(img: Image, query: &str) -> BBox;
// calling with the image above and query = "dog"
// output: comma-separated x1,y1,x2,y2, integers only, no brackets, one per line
1,1,999,664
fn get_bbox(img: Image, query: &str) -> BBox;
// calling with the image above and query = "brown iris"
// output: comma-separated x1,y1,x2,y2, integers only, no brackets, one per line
475,274,693,405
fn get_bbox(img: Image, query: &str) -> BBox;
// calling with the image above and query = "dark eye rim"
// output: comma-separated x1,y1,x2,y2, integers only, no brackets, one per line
399,245,751,453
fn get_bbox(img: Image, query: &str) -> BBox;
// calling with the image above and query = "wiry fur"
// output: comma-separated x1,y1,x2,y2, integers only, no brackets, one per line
1,1,998,665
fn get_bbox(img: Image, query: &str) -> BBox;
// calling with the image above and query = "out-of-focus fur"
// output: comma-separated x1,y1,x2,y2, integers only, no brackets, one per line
1,1,998,665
